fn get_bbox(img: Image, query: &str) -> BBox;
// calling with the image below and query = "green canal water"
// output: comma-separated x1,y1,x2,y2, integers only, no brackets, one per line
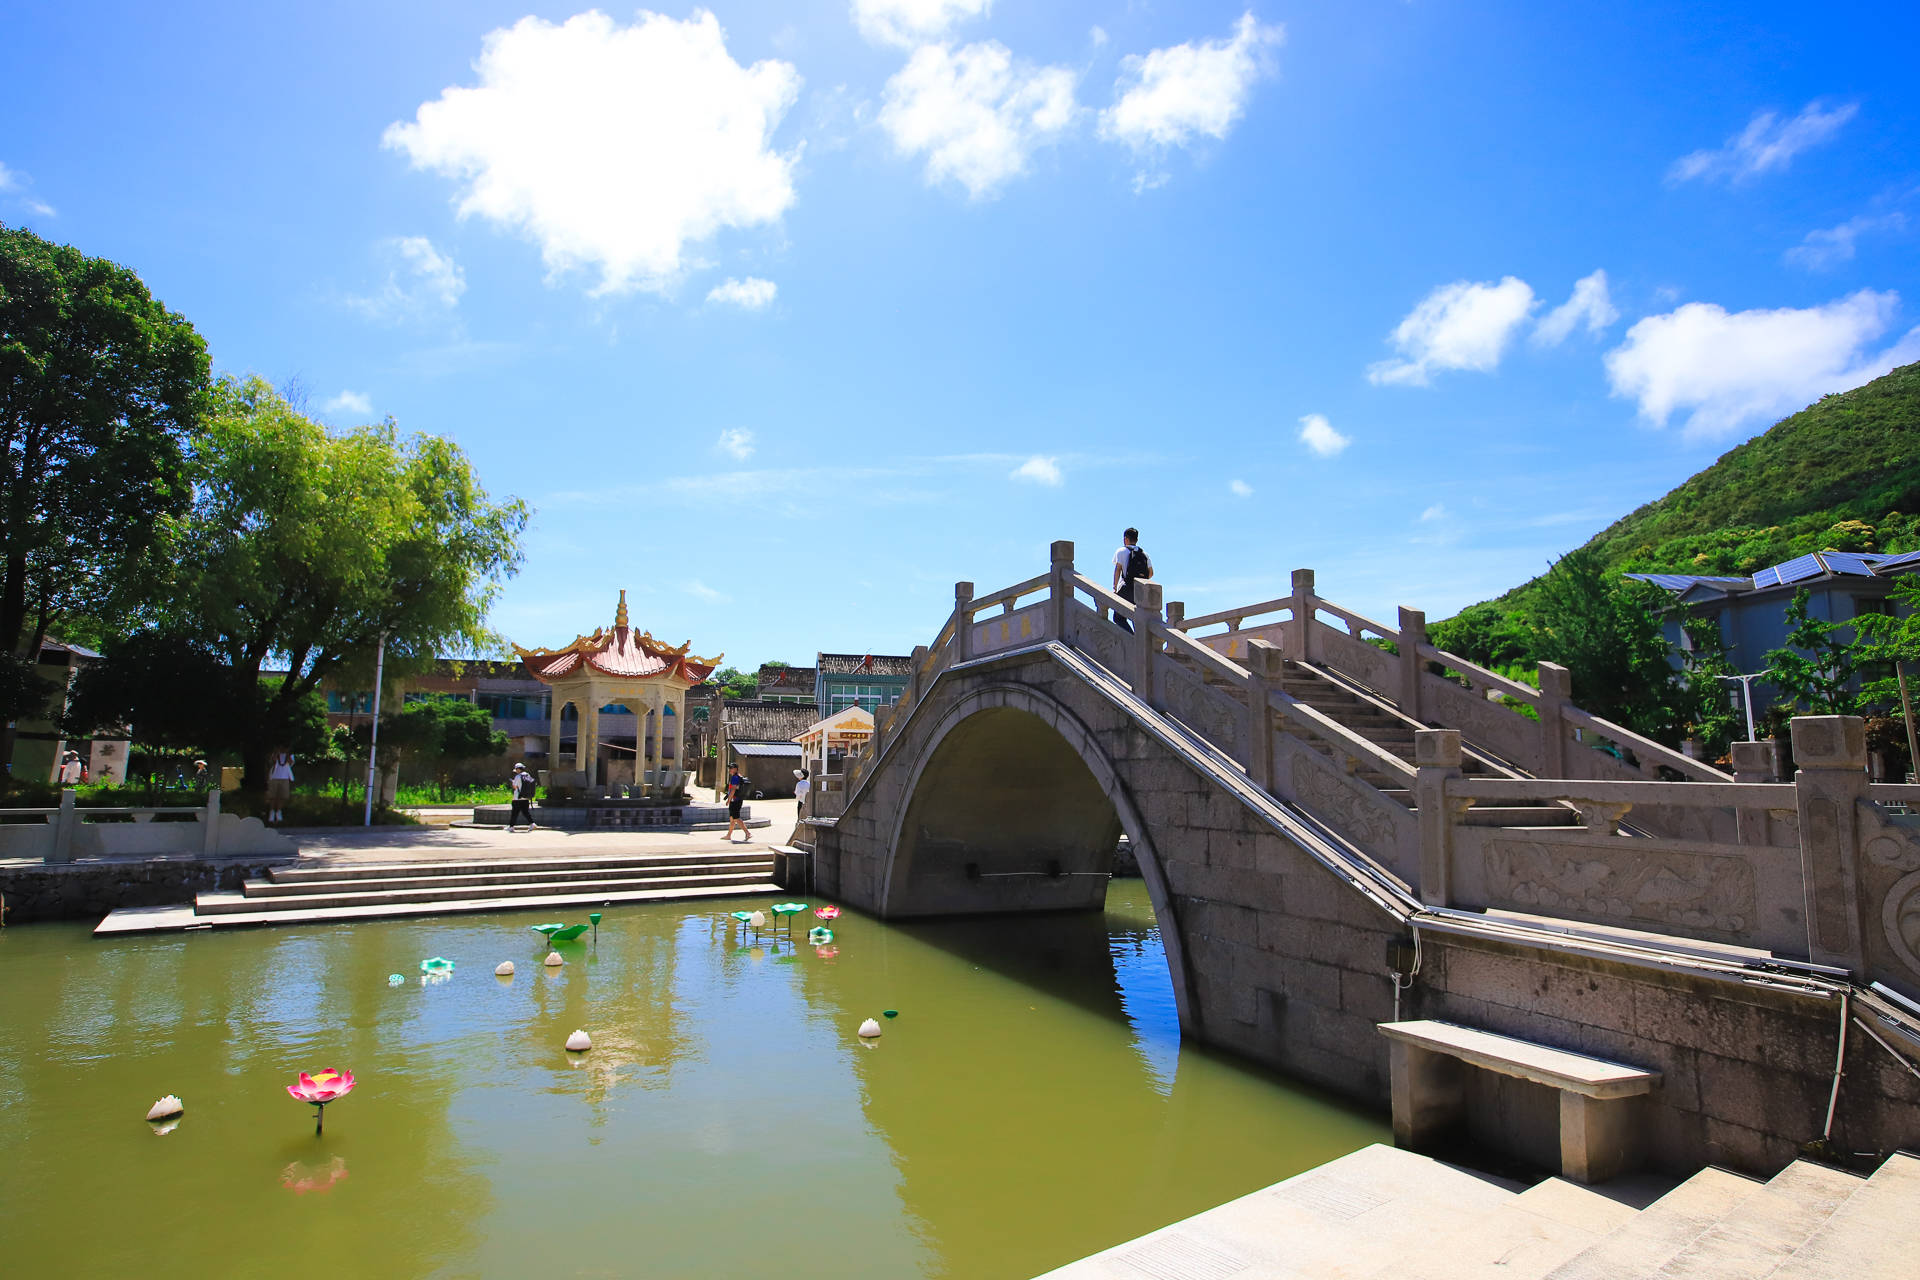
0,882,1385,1278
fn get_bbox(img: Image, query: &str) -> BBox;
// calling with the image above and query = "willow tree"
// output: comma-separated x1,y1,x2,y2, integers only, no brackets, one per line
97,377,527,787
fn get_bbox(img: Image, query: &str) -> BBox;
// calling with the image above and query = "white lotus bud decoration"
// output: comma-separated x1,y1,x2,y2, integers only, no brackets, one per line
495,961,515,976
858,1018,882,1038
566,1029,592,1052
147,1095,184,1121
544,951,564,967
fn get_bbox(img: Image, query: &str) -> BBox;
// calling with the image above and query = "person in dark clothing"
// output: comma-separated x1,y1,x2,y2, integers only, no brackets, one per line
508,764,537,831
725,766,750,843
1111,526,1153,633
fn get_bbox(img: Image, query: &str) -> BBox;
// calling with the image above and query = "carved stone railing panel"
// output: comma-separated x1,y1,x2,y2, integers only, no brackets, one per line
1446,825,1806,953
1418,671,1543,771
1269,732,1418,886
1855,797,1920,1005
1155,661,1248,762
1065,600,1133,684
1199,622,1289,666
1313,623,1397,695
971,600,1050,658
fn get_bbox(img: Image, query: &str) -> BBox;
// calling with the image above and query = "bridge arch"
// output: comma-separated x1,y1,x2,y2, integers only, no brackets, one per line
877,680,1197,1032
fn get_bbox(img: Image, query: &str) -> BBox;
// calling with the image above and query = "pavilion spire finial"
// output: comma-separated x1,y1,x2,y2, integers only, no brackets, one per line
615,589,629,630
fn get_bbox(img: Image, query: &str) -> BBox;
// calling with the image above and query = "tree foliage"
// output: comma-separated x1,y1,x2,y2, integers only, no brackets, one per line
1523,548,1685,740
69,378,526,786
364,695,507,792
0,225,210,655
1762,589,1858,717
712,666,757,699
1851,575,1920,708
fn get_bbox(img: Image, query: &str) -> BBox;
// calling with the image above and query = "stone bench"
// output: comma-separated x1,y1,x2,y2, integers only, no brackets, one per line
1378,1019,1659,1184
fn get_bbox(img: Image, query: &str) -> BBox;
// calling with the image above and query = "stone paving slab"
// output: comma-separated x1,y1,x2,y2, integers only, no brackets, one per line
94,879,782,935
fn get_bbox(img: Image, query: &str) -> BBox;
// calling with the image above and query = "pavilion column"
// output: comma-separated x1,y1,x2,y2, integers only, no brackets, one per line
584,697,601,788
549,694,565,775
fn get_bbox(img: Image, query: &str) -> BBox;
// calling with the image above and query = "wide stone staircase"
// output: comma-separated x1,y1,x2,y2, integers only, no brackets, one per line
93,849,781,934
1038,1142,1920,1279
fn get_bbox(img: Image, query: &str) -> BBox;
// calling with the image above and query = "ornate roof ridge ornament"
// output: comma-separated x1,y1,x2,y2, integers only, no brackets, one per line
511,590,721,682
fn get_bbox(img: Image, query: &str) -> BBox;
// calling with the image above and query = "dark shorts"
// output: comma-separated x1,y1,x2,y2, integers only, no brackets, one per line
728,798,744,818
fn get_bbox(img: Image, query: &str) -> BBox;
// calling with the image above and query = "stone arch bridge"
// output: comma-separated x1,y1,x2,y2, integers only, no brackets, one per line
808,541,1920,1178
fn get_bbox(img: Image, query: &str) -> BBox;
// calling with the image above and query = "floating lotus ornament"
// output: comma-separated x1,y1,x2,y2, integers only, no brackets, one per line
589,911,603,941
146,1095,184,1122
388,973,405,987
531,922,564,940
771,903,807,938
544,951,564,967
857,1018,882,1038
565,1029,592,1052
551,924,588,943
495,961,515,976
730,910,765,942
420,957,455,975
287,1068,355,1135
813,905,841,922
748,910,767,930
808,926,833,945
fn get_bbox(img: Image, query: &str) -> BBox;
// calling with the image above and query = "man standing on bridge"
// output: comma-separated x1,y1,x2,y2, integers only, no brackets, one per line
1112,527,1153,633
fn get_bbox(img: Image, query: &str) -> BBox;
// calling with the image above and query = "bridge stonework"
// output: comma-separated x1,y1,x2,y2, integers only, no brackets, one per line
816,643,1920,1177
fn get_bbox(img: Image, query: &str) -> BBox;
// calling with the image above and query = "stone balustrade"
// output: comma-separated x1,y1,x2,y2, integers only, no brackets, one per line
0,789,295,863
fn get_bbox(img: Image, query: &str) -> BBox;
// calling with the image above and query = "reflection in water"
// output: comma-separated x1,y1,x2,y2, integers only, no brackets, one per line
1,882,1384,1279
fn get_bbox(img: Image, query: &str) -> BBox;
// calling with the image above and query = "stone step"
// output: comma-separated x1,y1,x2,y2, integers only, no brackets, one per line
1766,1152,1920,1280
1652,1159,1864,1278
267,850,771,883
245,859,774,897
1463,806,1579,827
1543,1166,1761,1280
96,879,785,935
199,868,774,914
1361,1174,1649,1280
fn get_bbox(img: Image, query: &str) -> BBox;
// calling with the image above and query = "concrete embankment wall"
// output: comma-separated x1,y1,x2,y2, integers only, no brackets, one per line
0,857,292,924
818,647,1920,1178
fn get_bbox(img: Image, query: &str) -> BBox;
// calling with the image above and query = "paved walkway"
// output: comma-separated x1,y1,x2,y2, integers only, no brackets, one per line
281,798,801,865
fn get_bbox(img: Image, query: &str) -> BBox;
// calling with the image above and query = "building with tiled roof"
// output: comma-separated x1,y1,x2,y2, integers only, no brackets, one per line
720,698,821,798
755,663,816,703
814,652,915,716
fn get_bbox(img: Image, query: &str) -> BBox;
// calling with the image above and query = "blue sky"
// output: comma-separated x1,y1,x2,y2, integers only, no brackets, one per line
5,0,1918,669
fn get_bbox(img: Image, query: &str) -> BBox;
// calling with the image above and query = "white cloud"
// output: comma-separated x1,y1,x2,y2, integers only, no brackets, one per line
347,236,467,322
706,276,778,309
1785,212,1907,270
1368,277,1536,386
1669,101,1857,185
0,162,16,191
1011,455,1064,485
1604,289,1920,438
685,580,730,603
717,428,756,460
1419,503,1446,522
1533,270,1619,347
323,390,374,417
852,0,990,48
384,10,801,295
0,161,55,217
880,42,1078,199
1090,26,1109,47
1297,414,1350,458
1229,478,1253,497
1099,12,1282,157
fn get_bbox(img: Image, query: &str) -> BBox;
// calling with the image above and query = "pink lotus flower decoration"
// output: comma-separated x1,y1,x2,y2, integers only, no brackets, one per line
814,906,841,921
288,1068,355,1134
287,1068,356,1104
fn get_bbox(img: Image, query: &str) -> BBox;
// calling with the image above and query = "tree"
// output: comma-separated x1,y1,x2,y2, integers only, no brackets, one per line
80,378,526,788
1763,588,1858,717
0,226,211,656
1851,575,1920,709
1526,548,1684,740
712,666,757,699
1677,613,1742,758
64,633,331,760
375,695,509,796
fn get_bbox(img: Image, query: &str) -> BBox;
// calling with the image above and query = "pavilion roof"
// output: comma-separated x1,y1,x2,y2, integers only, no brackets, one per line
512,591,721,686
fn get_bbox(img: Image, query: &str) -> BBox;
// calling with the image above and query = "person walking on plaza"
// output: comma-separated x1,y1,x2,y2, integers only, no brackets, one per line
725,764,750,843
56,749,82,786
508,763,538,831
266,748,295,825
1112,526,1154,633
787,767,811,845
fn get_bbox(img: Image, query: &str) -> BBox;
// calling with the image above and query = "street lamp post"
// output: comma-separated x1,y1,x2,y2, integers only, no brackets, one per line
1718,672,1764,744
363,632,388,827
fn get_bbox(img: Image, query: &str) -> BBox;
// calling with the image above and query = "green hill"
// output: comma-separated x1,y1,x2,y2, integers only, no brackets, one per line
1434,360,1920,662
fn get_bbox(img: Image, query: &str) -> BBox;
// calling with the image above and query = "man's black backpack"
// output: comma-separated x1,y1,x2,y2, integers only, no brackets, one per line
1125,544,1153,582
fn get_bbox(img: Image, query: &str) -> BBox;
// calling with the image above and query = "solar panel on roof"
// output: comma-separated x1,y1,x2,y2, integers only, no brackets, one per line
1818,552,1882,576
1872,549,1920,575
1769,554,1826,586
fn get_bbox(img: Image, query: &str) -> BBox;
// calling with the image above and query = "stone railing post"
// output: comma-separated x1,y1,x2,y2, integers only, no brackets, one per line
1165,601,1185,632
1133,581,1164,703
1244,639,1282,790
1414,730,1463,907
1793,715,1870,974
1049,540,1074,641
202,787,223,857
953,581,975,664
1287,569,1315,663
50,788,78,864
1731,739,1780,845
1398,606,1427,722
908,644,929,705
1537,661,1572,777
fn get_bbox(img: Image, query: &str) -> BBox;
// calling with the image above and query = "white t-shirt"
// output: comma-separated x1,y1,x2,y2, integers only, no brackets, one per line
1115,544,1147,579
58,758,82,784
795,777,811,801
268,756,295,782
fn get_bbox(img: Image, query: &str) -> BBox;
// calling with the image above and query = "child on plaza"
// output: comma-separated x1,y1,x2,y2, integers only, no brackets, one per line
266,748,295,824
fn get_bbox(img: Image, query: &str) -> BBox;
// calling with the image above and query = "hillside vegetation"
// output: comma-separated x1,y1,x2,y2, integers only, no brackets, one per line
1435,360,1920,666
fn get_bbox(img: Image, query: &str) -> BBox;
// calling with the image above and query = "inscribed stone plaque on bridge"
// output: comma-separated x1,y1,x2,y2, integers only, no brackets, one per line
1485,838,1755,937
1276,1173,1390,1221
1117,1231,1252,1280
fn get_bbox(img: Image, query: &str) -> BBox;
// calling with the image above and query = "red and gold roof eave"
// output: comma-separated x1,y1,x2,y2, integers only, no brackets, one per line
513,627,721,687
